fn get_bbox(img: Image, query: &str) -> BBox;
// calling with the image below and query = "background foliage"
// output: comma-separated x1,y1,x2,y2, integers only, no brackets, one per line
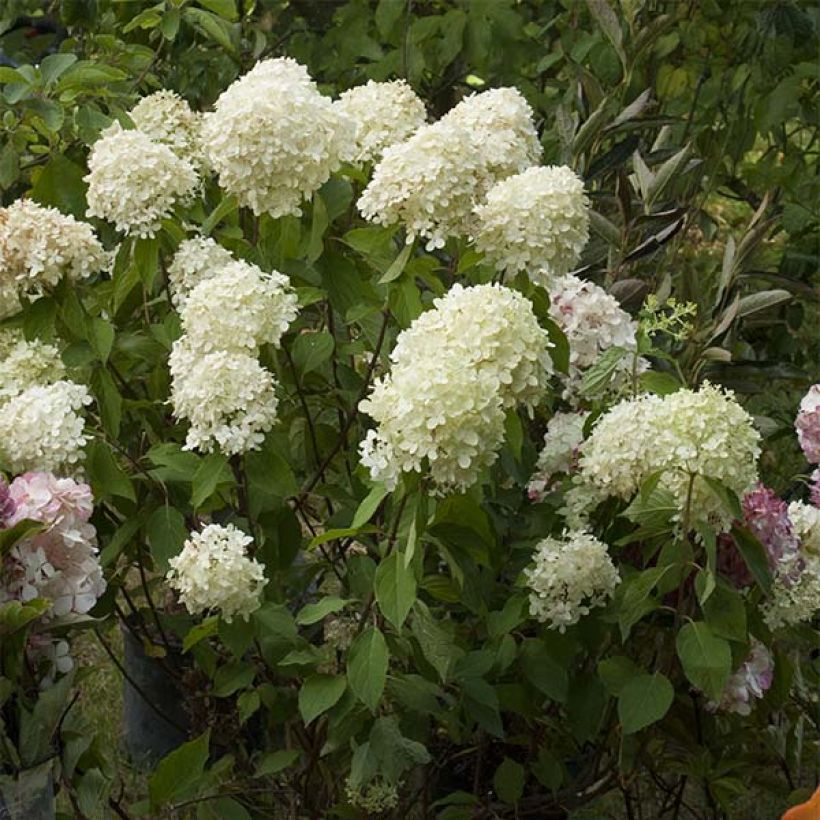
0,1,817,818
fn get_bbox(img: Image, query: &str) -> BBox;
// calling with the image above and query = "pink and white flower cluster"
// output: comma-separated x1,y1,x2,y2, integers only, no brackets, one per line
0,472,105,619
708,640,774,716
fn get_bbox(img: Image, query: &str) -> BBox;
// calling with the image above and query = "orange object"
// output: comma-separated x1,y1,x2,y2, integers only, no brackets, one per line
783,787,820,820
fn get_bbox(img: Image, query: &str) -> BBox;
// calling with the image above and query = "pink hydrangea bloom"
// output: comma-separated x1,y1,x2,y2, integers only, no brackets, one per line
718,485,798,587
1,472,104,619
810,468,820,508
707,640,774,716
795,385,820,464
0,478,15,523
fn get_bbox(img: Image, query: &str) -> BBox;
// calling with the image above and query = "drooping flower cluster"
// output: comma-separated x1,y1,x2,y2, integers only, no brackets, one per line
524,530,620,631
0,472,105,620
707,640,774,716
548,273,645,401
201,57,354,218
474,166,589,282
85,125,199,237
128,89,205,169
788,500,820,556
166,523,266,622
795,384,820,464
0,199,107,315
359,283,553,492
527,411,589,502
568,384,761,531
335,79,426,164
168,240,296,454
358,87,540,250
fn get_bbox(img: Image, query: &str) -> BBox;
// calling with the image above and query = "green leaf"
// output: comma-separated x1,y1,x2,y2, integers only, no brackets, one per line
520,639,568,703
182,617,219,652
291,331,334,375
618,566,672,639
493,758,525,805
30,154,88,219
148,730,210,809
730,525,772,593
585,0,626,68
0,519,44,557
597,655,641,697
146,506,188,571
202,195,238,236
196,0,237,21
40,53,78,88
375,551,417,631
378,241,414,284
255,749,299,776
183,7,237,53
581,346,628,397
299,674,347,725
542,317,570,375
701,583,746,642
89,319,115,363
347,627,388,712
213,661,255,697
412,602,459,682
90,368,122,438
676,621,731,701
191,453,233,508
295,596,350,626
618,672,674,734
646,144,692,208
703,477,742,521
462,677,503,737
351,484,388,529
86,440,135,502
369,717,431,781
307,527,376,550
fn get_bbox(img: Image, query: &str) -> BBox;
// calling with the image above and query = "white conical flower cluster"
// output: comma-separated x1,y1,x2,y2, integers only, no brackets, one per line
358,87,541,250
0,381,92,473
168,239,297,455
335,79,427,164
525,530,620,631
474,166,589,281
0,199,107,316
167,236,234,308
179,260,298,355
85,125,199,237
567,384,761,531
128,89,205,169
167,523,266,623
359,283,553,493
0,329,65,400
201,57,354,218
0,329,91,473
